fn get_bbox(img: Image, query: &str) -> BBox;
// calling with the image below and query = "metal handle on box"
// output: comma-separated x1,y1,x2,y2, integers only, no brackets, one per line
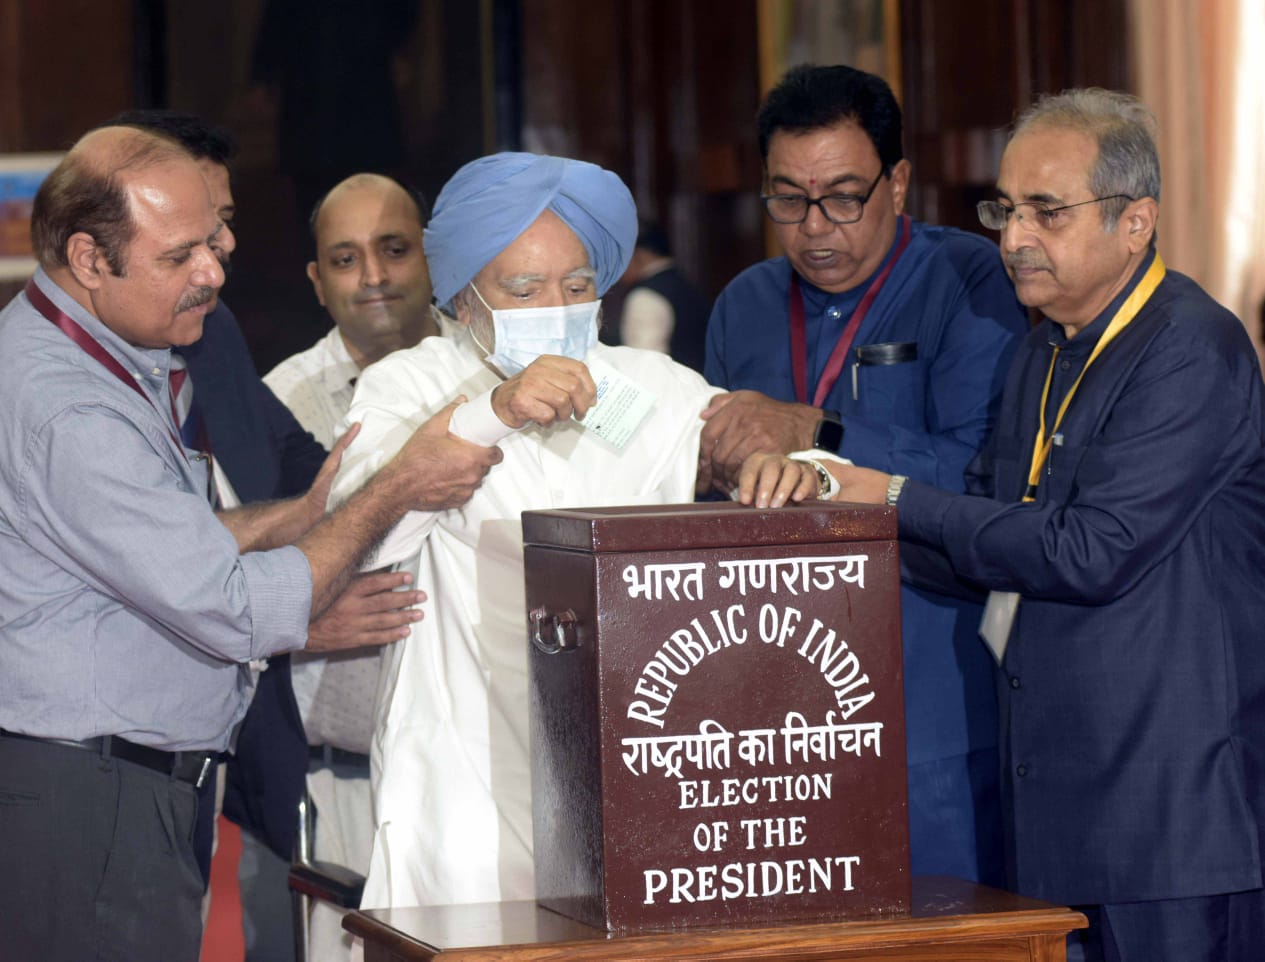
529,607,581,654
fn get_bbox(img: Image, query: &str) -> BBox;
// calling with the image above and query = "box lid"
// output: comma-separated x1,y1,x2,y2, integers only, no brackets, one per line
521,501,894,553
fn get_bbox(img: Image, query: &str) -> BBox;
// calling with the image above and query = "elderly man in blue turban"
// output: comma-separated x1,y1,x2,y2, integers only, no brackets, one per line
329,152,818,913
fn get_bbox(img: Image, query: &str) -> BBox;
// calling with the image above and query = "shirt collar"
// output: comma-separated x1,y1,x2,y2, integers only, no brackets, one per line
31,267,174,384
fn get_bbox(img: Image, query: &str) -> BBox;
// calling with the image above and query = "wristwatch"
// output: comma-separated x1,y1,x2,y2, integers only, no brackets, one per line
813,409,844,451
806,460,833,500
789,451,840,500
886,474,908,507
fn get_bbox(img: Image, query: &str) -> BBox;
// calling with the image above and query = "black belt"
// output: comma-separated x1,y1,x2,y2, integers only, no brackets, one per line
0,729,216,788
309,744,371,772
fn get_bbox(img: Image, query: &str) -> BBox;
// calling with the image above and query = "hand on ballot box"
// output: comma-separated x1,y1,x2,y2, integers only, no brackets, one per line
733,453,820,509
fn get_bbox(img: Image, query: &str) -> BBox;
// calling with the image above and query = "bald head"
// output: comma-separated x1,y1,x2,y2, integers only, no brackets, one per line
31,127,190,274
306,173,435,369
309,173,426,243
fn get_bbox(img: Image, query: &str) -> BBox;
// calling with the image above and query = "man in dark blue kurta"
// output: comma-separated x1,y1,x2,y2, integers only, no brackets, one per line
704,64,1027,885
820,89,1265,962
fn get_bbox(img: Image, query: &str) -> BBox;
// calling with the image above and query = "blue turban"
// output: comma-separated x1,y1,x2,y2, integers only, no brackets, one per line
425,152,637,309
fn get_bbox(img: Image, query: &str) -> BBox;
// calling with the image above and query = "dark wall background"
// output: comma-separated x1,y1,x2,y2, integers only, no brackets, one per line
0,0,1129,373
900,0,1131,235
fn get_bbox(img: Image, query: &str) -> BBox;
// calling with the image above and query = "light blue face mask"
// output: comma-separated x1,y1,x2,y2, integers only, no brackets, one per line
469,283,600,377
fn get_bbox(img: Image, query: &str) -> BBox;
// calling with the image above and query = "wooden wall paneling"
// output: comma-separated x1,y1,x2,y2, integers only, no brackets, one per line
653,0,764,300
620,0,670,223
393,0,490,191
0,0,133,305
899,0,1022,233
518,0,626,168
1071,0,1130,92
515,0,763,302
899,0,1130,236
0,0,134,152
0,0,22,151
1022,0,1130,99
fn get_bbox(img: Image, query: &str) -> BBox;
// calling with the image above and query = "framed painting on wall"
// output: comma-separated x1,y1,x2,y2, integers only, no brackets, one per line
0,152,63,282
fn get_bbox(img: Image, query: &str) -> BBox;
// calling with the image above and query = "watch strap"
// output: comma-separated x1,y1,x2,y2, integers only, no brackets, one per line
886,474,908,506
813,409,844,451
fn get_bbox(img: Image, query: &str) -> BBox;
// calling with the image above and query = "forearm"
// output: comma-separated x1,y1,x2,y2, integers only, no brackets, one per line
216,495,321,552
298,463,411,618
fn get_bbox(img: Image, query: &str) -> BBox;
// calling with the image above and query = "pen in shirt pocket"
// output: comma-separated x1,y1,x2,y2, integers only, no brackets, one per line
1048,432,1064,479
851,341,918,400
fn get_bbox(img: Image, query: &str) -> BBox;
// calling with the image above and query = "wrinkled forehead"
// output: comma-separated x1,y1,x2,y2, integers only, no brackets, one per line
998,125,1097,202
481,209,592,283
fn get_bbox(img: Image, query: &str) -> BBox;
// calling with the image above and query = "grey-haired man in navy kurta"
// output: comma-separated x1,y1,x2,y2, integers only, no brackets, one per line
818,89,1265,962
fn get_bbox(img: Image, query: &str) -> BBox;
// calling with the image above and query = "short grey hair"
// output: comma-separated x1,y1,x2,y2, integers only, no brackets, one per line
1013,88,1160,233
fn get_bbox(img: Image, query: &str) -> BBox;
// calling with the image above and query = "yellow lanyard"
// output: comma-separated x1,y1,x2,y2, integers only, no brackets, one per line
1023,254,1166,502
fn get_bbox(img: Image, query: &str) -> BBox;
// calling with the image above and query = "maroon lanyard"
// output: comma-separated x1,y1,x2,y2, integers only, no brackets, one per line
25,278,183,450
790,214,912,407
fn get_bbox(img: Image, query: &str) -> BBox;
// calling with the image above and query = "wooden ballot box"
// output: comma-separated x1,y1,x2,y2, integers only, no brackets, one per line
521,502,908,932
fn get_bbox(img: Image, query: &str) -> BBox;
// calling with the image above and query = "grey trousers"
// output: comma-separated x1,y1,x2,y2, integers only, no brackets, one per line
0,735,205,962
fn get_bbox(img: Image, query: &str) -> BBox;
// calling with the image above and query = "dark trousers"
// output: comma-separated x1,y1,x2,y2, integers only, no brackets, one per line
1068,888,1265,962
0,736,205,962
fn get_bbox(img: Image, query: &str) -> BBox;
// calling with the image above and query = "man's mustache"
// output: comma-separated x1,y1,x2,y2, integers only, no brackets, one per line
1005,251,1051,272
177,287,217,312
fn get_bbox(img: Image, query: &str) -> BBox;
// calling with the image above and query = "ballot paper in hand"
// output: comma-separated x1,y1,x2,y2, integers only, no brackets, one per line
579,358,656,449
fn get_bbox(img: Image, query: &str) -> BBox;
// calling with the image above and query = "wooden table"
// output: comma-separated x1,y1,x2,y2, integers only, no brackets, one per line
346,875,1087,961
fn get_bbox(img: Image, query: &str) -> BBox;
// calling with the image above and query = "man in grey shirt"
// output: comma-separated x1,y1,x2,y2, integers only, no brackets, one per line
0,126,499,962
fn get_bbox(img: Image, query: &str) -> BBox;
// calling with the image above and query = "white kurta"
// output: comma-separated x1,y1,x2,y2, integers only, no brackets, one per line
331,332,712,910
264,326,376,962
266,326,365,732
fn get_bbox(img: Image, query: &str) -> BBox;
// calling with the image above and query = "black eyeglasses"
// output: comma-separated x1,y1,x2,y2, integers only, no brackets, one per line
761,169,886,225
976,194,1134,232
